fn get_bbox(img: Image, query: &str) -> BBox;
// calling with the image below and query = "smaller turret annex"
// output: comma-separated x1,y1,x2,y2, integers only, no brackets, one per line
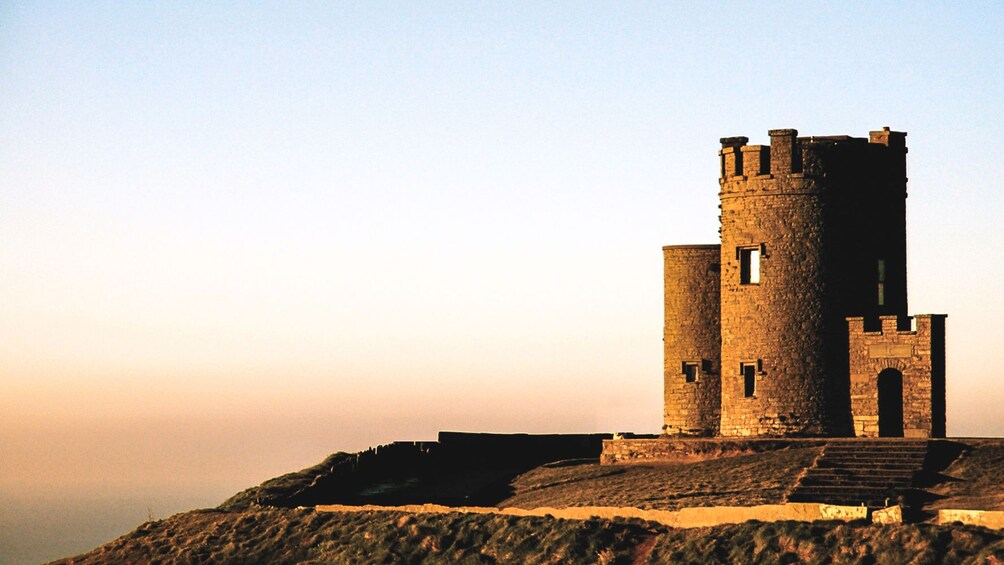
664,128,946,438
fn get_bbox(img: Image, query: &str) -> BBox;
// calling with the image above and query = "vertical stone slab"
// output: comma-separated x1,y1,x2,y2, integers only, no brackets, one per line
768,129,798,174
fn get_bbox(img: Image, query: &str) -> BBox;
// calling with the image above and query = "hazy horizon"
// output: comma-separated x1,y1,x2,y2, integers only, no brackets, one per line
3,2,1003,563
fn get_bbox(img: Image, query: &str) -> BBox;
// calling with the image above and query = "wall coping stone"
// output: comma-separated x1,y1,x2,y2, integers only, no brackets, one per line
316,502,868,529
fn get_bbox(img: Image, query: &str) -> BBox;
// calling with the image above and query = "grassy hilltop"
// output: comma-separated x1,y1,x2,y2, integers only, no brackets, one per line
55,439,1004,564
51,507,1004,564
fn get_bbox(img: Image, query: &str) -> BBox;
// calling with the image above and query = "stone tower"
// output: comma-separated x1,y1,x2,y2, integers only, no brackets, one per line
717,128,908,436
663,244,721,435
664,127,924,437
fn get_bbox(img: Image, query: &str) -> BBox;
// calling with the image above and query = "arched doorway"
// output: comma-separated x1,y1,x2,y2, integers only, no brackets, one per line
877,368,904,437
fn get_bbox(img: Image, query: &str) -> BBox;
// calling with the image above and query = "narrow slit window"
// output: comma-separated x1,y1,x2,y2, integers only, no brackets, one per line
741,362,757,397
740,248,760,284
877,259,886,306
682,362,699,383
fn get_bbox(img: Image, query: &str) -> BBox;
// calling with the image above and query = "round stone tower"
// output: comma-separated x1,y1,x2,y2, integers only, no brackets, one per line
717,128,908,436
663,244,721,436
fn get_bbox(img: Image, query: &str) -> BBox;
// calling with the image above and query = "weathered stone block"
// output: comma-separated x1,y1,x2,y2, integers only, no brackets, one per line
872,505,903,524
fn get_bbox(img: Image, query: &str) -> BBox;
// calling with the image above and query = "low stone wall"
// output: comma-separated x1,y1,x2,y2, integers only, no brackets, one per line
437,431,613,467
938,510,1004,529
316,502,868,528
223,432,619,510
600,437,824,464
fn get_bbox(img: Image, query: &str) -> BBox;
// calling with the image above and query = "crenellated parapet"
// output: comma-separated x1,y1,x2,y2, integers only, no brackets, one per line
869,127,908,149
719,130,801,186
718,128,908,197
718,136,748,179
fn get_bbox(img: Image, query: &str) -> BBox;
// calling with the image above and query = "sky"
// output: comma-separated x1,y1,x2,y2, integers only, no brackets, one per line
1,2,1003,560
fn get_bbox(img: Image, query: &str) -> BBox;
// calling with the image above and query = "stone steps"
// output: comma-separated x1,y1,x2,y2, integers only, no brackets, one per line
797,477,912,488
787,440,930,510
798,472,914,485
817,461,922,471
820,451,928,459
819,451,928,459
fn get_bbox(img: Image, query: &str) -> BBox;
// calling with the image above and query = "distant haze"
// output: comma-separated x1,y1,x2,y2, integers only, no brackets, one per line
2,3,1003,562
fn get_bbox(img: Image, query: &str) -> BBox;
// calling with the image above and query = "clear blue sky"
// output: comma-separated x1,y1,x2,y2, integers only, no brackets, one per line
1,3,1003,558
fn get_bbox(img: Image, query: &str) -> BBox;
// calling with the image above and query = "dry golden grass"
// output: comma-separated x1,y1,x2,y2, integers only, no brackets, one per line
54,507,1004,564
53,507,657,564
928,442,1004,512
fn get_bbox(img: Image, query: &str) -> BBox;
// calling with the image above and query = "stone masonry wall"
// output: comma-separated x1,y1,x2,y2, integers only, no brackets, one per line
719,132,828,436
716,129,910,437
663,245,721,435
847,315,946,438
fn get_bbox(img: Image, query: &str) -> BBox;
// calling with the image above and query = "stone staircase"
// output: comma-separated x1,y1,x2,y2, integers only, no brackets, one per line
787,439,930,509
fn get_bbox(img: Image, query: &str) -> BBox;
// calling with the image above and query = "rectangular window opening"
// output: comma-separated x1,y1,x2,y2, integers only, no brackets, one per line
740,248,761,284
877,259,886,306
741,362,757,398
682,362,699,383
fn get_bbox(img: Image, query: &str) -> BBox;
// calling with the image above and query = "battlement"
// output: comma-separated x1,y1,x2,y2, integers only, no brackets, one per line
662,243,721,251
869,127,908,149
847,314,947,336
719,127,907,183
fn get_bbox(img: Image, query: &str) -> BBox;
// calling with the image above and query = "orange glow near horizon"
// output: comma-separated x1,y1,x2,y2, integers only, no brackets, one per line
2,3,1004,524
